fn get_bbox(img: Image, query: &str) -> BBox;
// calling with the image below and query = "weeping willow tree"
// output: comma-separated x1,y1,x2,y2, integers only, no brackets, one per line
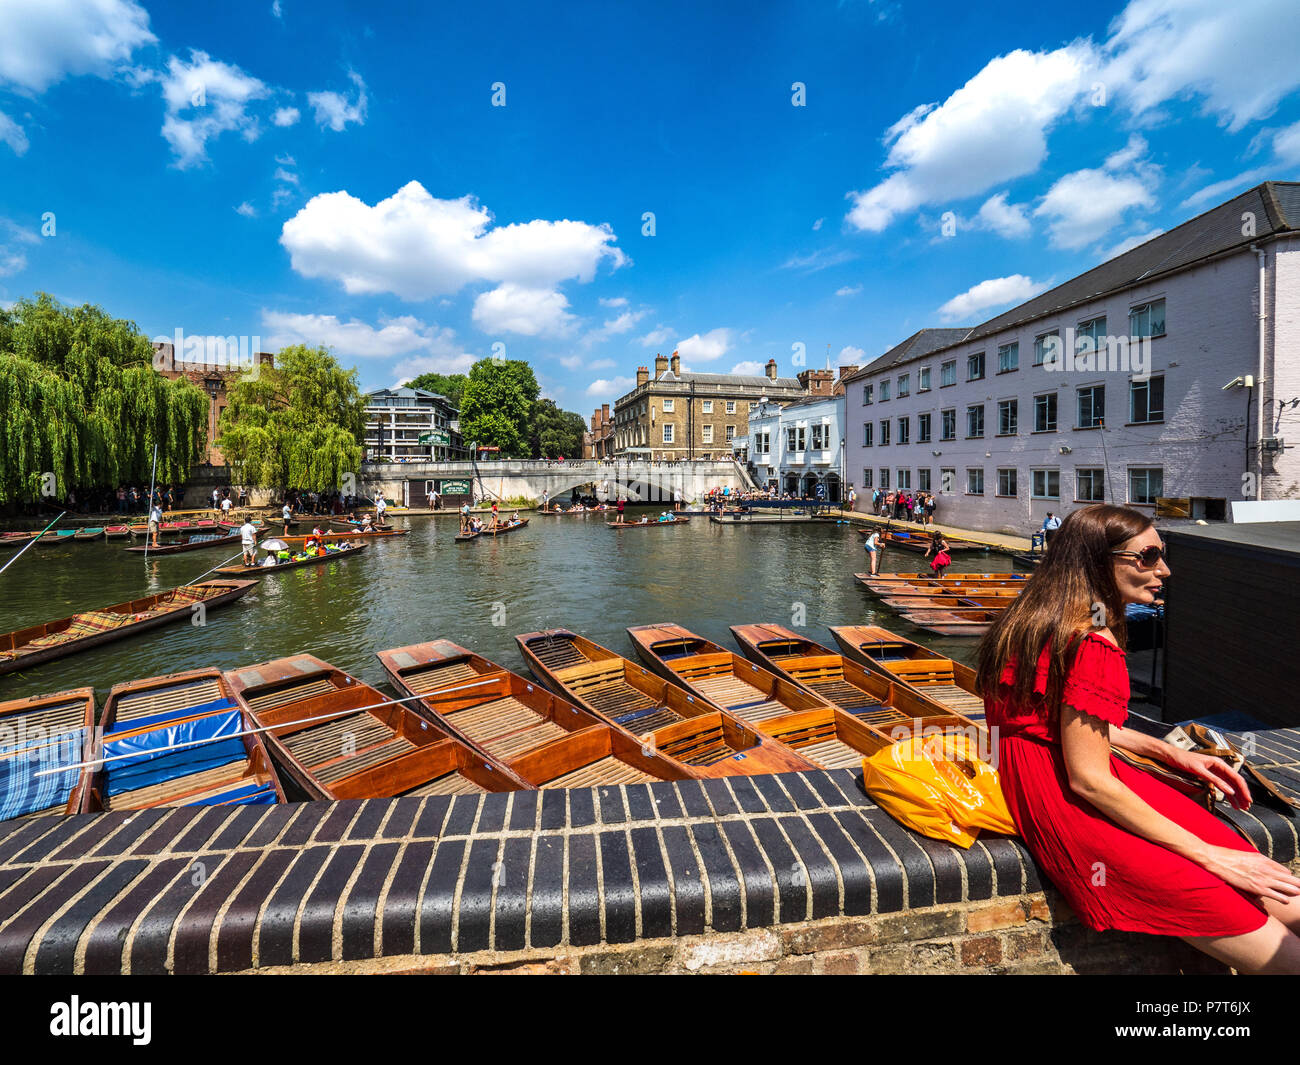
217,344,365,493
0,294,207,505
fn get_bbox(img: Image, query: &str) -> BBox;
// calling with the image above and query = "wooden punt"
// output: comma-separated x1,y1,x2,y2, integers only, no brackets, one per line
507,723,700,787
79,668,285,813
626,622,837,726
216,520,266,533
878,595,1013,611
0,532,37,549
0,580,257,676
759,707,987,769
483,517,528,536
213,541,367,574
225,654,529,799
515,628,814,776
827,624,986,721
0,688,96,820
607,517,689,528
896,608,1002,637
35,530,76,546
276,528,409,545
124,531,242,555
858,528,989,553
855,572,1027,583
454,528,481,542
872,583,1021,598
73,528,105,542
728,623,971,730
328,518,391,531
104,525,132,540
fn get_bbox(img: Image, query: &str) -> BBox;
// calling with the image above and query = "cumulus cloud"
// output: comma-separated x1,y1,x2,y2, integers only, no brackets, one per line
729,360,766,376
0,109,28,155
472,284,575,337
1182,120,1300,208
839,345,867,364
599,296,628,308
234,201,256,217
675,328,734,363
158,50,269,168
639,325,674,348
271,0,283,19
973,192,1032,238
585,376,637,399
582,307,648,347
1033,137,1158,250
281,181,627,306
938,274,1049,322
0,219,38,276
272,106,299,126
781,247,857,272
835,285,862,297
812,217,824,230
0,0,155,94
308,70,367,131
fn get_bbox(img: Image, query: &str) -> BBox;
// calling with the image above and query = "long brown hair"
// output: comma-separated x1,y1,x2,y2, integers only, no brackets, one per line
975,505,1153,711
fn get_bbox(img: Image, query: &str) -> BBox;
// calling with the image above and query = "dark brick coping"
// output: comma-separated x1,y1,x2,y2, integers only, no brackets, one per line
0,768,1295,974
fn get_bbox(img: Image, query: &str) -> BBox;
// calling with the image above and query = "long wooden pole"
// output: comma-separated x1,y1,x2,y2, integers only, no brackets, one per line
0,510,67,577
142,442,159,562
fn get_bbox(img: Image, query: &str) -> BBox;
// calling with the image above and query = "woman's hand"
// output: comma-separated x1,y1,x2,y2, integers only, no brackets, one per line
1202,846,1300,903
1160,746,1253,810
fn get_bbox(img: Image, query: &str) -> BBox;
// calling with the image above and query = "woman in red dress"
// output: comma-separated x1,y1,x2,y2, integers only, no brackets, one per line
976,504,1300,973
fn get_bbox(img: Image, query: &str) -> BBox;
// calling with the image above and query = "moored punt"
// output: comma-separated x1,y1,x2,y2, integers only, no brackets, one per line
275,528,409,545
35,530,76,546
213,541,367,575
0,580,257,676
868,582,1022,598
626,622,835,725
858,528,989,553
125,531,243,555
79,668,285,813
0,531,37,549
104,525,132,540
827,624,986,721
514,628,812,776
896,608,1002,637
728,623,970,730
855,572,1027,583
72,528,105,541
0,688,96,820
878,594,1013,611
856,573,1026,596
225,654,528,799
607,517,689,528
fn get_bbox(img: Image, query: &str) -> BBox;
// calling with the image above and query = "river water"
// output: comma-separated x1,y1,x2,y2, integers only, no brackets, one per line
0,512,1016,701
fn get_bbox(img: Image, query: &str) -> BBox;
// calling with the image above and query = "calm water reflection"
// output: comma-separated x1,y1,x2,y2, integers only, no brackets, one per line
0,513,1016,700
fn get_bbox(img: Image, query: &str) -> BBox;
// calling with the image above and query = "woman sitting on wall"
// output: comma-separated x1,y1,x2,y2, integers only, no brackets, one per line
976,504,1300,974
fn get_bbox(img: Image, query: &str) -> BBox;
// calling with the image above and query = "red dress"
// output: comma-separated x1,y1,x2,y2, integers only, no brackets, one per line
986,632,1267,937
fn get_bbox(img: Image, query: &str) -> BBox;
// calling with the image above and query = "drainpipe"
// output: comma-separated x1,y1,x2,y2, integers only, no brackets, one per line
1251,243,1267,497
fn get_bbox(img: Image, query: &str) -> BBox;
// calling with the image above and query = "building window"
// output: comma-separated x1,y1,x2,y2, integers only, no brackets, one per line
862,468,873,488
1031,469,1060,499
701,400,712,413
863,384,873,405
997,468,1017,496
879,419,890,446
1130,376,1165,423
966,404,984,439
1077,467,1105,502
1033,331,1058,366
880,381,891,402
997,342,1019,373
748,402,757,412
1130,299,1166,338
863,423,873,447
880,468,890,489
662,398,674,413
897,417,910,444
1129,467,1163,505
726,425,736,441
1076,316,1107,357
918,412,932,443
811,424,825,450
702,425,713,444
918,367,931,392
966,468,984,495
797,426,806,451
940,360,957,387
898,469,912,489
898,374,910,398
663,424,675,443
997,399,1018,436
918,468,931,491
786,427,797,451
1034,392,1058,432
726,400,736,414
1077,385,1105,429
967,352,985,381
940,408,956,441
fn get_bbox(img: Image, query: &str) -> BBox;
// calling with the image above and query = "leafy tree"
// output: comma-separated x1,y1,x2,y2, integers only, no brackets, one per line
459,358,539,457
217,344,365,492
529,399,587,458
0,293,206,504
406,371,468,410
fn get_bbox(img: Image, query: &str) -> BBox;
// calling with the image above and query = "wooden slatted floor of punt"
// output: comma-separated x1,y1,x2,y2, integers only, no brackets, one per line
242,677,337,713
917,683,986,721
801,676,881,711
5,700,87,737
571,680,661,723
611,706,682,733
799,736,867,771
689,675,788,723
448,698,568,760
543,756,655,788
657,726,739,767
278,711,414,784
402,772,487,797
104,762,248,810
399,660,478,694
115,678,225,722
528,639,589,671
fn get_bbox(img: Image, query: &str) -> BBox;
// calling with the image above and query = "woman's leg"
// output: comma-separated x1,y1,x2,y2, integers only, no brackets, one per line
1181,915,1300,974
1262,893,1300,935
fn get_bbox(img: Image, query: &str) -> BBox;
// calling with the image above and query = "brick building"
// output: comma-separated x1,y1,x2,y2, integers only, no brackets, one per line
153,341,274,466
584,404,614,459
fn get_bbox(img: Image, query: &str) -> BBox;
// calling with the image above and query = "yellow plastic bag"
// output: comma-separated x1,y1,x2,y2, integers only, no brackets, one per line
861,733,1017,849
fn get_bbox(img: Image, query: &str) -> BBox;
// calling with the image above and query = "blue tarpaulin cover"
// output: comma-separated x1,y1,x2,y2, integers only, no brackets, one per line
0,728,85,820
104,708,245,798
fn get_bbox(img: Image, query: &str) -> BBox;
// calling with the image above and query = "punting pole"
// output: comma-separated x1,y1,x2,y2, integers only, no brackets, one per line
142,442,159,563
0,510,67,578
35,678,505,776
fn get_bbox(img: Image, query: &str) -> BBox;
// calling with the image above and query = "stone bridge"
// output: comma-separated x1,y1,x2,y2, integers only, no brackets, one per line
362,459,755,505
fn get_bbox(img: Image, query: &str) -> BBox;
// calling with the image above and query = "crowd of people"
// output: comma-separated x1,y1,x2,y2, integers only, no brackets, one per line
860,488,937,523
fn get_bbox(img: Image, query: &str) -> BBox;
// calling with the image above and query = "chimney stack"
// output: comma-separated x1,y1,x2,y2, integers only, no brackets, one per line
601,403,610,423
637,365,649,387
765,358,778,381
655,354,669,377
670,351,680,376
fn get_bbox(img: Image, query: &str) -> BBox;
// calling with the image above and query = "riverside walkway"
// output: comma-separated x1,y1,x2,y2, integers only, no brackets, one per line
828,508,1035,554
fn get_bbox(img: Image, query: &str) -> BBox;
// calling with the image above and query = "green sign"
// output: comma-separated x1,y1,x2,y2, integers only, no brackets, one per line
439,480,470,494
419,430,452,446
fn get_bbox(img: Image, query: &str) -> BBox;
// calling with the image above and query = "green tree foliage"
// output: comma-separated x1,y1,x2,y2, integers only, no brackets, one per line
0,293,207,504
217,344,365,491
529,399,587,458
406,371,468,410
459,358,539,457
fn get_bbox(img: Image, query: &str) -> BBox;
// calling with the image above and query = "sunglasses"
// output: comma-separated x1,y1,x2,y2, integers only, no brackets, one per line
1110,544,1166,568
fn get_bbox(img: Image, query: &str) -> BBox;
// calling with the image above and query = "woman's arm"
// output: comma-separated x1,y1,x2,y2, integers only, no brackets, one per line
1108,723,1252,808
1062,707,1300,901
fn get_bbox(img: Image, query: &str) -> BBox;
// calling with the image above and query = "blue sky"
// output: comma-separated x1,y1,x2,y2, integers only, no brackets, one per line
2,0,1299,414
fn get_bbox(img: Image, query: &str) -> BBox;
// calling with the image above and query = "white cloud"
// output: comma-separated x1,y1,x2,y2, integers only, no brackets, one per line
847,44,1096,232
281,180,627,302
781,247,857,272
589,357,614,370
599,296,628,308
974,191,1032,238
273,166,298,185
730,360,766,376
1101,228,1164,260
308,70,367,131
938,274,1049,322
271,0,283,19
1274,120,1300,164
0,109,28,155
1034,167,1157,250
812,217,824,230
835,284,862,297
472,283,575,337
1104,0,1300,134
271,186,294,209
234,201,256,218
585,376,636,399
0,219,38,277
839,345,866,364
263,309,477,376
275,152,295,166
639,325,673,348
1181,122,1300,208
676,328,733,363
0,0,155,94
158,50,269,168
272,106,299,127
582,307,648,347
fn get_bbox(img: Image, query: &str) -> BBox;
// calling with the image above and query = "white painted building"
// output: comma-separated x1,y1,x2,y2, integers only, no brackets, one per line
842,181,1300,534
745,393,847,500
364,387,465,463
